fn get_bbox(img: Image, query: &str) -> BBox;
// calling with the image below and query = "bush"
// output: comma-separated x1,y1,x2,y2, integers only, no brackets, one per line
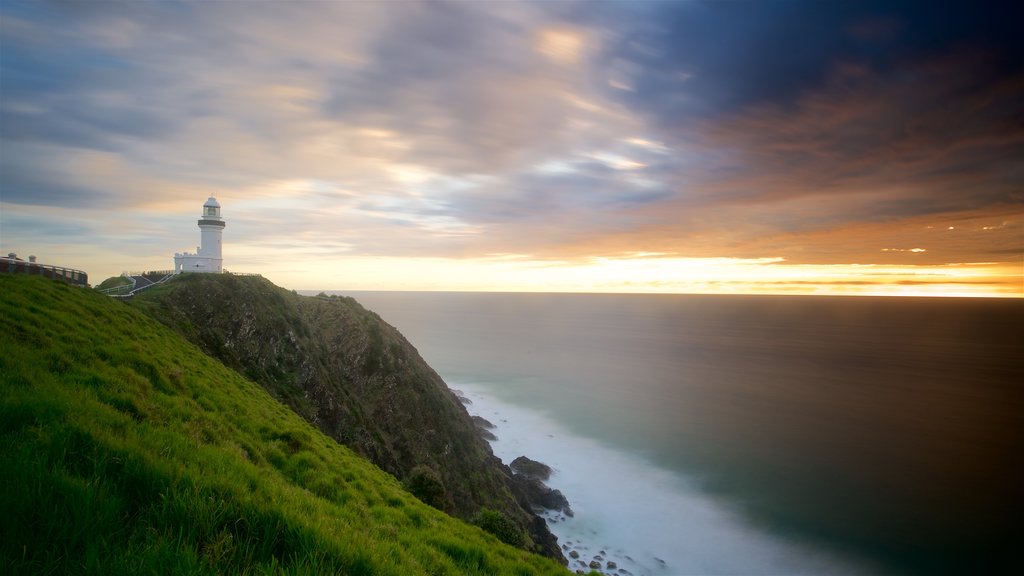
404,465,446,510
473,508,524,548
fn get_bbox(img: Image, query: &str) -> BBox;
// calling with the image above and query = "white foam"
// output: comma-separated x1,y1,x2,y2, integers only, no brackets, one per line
457,382,881,576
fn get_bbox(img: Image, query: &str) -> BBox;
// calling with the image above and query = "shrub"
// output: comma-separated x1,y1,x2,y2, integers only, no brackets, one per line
474,508,525,548
404,465,446,510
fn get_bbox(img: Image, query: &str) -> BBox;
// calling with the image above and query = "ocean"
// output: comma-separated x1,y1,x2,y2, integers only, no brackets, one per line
330,291,1024,575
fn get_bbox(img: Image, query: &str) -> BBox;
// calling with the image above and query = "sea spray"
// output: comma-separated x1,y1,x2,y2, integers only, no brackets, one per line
458,381,878,576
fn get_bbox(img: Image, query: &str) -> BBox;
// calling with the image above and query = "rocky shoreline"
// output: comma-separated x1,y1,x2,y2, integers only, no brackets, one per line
460,389,652,576
517,460,638,576
506,454,634,575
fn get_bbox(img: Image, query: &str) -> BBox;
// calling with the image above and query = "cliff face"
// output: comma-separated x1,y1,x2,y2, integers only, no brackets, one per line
129,274,561,559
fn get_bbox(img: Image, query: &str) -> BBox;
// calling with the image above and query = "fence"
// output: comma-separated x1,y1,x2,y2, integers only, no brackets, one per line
1,258,89,287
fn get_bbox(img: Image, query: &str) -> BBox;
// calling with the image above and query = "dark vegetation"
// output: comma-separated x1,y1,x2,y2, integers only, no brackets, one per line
0,274,571,575
126,273,563,559
95,275,131,291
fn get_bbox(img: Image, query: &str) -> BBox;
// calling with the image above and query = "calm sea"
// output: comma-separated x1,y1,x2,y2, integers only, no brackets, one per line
332,291,1023,575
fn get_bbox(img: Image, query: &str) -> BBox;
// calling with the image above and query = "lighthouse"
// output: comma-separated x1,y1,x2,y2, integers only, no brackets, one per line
173,197,226,274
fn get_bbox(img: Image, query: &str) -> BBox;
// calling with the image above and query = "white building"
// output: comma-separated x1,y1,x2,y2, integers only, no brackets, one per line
174,197,225,274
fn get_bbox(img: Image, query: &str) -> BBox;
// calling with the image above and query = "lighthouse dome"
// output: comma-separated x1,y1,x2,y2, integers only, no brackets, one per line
201,196,222,219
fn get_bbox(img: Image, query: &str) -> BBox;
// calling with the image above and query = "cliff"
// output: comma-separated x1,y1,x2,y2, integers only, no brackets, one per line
0,274,570,575
127,273,562,559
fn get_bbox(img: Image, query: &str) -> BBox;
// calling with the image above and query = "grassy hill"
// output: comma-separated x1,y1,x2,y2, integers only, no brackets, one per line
0,274,570,575
124,273,563,559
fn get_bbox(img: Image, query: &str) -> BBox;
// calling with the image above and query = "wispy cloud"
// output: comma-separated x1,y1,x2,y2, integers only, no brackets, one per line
0,0,1019,294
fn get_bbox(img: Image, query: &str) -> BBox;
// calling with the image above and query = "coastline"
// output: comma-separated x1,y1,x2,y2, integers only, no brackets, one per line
455,381,880,576
456,382,657,576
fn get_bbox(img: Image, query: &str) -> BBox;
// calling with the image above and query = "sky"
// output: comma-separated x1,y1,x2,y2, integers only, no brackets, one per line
1,0,1021,296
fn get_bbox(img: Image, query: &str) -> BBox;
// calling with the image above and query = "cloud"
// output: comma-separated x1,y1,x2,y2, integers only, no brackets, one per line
601,0,1022,121
530,46,1022,266
2,1,639,206
694,53,1023,210
0,0,1019,292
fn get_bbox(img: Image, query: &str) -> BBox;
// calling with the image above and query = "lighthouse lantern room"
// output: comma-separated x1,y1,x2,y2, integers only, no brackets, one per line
174,197,226,274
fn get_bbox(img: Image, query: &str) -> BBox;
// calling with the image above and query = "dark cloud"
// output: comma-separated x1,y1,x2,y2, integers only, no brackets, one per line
691,52,1024,216
603,0,1022,123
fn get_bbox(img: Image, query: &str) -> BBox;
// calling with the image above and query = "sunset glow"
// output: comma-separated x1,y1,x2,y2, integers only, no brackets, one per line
1,1,1020,296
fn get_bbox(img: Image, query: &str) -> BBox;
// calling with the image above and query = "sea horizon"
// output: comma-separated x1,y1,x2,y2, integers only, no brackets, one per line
307,289,1023,300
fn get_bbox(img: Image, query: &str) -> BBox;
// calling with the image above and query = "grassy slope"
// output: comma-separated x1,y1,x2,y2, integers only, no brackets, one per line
0,274,569,575
124,274,559,559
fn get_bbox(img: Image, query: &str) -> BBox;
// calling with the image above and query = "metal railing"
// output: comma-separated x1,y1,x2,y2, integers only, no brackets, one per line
1,258,89,287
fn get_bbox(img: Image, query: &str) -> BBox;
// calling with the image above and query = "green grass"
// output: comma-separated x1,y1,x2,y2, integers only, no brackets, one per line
0,275,570,575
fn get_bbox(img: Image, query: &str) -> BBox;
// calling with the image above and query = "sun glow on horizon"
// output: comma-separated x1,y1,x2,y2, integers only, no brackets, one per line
249,254,1022,298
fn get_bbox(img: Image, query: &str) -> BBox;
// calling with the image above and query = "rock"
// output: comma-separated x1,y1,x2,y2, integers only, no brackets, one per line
540,488,570,512
508,473,573,516
510,456,552,480
607,561,617,569
595,554,604,561
589,560,602,569
569,550,579,559
471,415,495,429
479,429,498,441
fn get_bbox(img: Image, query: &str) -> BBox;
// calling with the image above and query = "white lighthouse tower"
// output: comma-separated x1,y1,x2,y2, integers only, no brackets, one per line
173,197,226,274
